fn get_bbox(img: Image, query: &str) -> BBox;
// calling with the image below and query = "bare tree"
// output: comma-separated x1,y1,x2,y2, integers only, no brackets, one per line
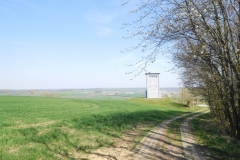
124,0,240,139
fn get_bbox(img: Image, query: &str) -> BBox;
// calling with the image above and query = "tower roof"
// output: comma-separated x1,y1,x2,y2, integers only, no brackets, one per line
145,72,160,75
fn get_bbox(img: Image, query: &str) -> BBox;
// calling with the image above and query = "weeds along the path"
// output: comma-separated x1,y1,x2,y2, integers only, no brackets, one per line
0,96,191,159
192,113,240,160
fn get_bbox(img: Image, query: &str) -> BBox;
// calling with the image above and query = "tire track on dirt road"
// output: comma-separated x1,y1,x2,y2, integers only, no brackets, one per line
131,108,208,160
181,110,209,160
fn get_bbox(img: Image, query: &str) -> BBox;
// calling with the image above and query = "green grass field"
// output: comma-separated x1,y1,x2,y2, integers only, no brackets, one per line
0,96,191,159
192,113,240,160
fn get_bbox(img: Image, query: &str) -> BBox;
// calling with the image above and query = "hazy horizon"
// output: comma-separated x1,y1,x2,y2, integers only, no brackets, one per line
0,87,180,90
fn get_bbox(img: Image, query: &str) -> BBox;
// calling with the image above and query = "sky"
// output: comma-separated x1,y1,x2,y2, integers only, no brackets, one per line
0,0,179,89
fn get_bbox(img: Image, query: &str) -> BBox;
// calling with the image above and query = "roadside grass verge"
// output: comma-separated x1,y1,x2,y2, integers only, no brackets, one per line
192,113,240,160
1,96,190,159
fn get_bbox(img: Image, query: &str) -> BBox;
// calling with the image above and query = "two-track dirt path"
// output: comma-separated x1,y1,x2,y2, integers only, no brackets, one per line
130,108,208,160
181,110,209,160
87,108,209,160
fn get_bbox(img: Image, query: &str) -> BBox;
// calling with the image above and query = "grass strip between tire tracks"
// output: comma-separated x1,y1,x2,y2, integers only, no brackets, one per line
166,108,208,149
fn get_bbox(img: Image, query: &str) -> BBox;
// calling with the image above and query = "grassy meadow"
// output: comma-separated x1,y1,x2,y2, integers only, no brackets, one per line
0,96,191,159
193,113,240,160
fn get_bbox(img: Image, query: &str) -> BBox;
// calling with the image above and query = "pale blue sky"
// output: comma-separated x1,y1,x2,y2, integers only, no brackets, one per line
0,0,179,89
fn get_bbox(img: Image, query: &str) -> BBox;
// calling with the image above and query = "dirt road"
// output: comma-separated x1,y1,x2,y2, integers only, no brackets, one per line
181,110,209,160
131,109,208,160
87,108,209,160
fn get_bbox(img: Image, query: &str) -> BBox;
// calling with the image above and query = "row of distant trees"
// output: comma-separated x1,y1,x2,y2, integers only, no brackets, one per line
4,91,114,99
5,90,58,97
124,0,240,139
5,90,33,95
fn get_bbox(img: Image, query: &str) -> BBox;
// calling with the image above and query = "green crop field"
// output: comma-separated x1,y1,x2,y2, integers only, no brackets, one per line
1,96,191,159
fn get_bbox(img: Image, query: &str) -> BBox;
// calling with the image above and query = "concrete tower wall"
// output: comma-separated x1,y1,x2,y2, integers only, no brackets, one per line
146,73,160,98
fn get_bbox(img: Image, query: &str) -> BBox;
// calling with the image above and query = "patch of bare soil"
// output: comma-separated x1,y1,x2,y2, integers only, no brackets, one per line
87,123,154,160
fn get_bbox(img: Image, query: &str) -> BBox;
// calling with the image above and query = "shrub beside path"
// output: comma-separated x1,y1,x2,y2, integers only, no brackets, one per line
130,108,208,160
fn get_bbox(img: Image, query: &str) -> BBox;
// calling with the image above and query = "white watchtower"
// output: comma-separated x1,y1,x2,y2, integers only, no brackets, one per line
145,72,160,98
